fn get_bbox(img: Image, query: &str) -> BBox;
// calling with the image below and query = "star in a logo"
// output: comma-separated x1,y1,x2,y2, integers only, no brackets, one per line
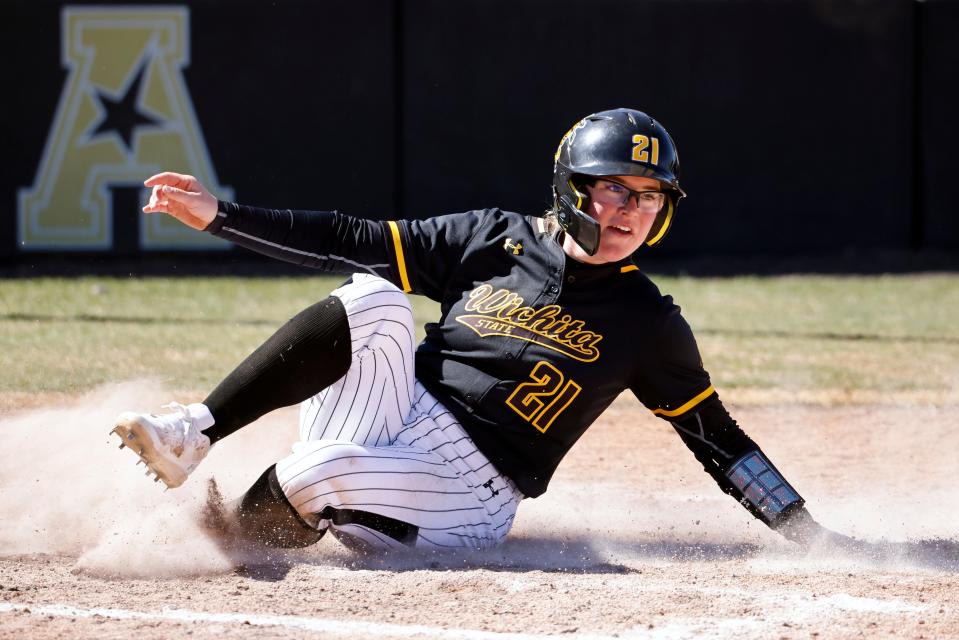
90,61,161,152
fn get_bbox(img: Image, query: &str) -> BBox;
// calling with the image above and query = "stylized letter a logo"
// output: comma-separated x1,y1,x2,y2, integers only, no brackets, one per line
18,6,232,250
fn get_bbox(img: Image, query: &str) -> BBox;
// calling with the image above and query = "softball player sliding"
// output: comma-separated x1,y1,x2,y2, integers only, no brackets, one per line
113,108,856,552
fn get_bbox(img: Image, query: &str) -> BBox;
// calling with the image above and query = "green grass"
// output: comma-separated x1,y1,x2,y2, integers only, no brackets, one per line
658,275,959,397
1,274,957,405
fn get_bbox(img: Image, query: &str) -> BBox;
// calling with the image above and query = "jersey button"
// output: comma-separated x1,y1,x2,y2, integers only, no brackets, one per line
549,284,559,294
566,275,576,284
506,351,514,359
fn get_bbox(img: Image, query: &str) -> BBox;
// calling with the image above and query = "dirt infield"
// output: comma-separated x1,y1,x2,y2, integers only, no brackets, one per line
1,383,957,639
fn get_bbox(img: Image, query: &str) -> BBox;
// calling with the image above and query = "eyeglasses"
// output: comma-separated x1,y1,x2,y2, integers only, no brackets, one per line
587,179,666,213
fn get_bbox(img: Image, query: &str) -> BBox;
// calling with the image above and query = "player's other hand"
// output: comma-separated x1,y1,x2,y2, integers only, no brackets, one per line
778,506,870,554
143,172,218,231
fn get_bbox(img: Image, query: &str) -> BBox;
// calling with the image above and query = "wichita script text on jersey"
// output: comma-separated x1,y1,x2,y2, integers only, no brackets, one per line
456,284,603,362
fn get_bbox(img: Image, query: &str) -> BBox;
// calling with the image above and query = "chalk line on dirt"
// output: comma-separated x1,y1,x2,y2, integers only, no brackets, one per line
0,601,678,640
0,591,926,640
816,594,925,613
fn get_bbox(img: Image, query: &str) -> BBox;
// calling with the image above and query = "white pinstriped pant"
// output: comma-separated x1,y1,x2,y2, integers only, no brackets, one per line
274,274,522,550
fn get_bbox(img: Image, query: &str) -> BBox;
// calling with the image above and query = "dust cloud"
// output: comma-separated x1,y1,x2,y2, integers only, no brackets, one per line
0,384,956,578
0,381,296,577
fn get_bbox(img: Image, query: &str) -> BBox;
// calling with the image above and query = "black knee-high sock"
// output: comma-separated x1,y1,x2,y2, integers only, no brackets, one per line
202,296,352,444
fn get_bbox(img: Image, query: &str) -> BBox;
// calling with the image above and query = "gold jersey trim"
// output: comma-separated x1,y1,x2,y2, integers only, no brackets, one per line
387,221,412,293
652,384,715,417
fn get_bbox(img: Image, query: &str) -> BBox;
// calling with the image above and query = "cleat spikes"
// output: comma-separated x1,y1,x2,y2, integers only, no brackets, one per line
110,405,212,490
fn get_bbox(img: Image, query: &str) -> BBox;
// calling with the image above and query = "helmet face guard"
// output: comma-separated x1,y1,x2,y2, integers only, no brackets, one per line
552,170,601,256
552,108,686,256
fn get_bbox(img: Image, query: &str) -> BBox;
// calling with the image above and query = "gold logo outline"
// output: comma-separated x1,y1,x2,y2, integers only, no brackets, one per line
17,6,232,250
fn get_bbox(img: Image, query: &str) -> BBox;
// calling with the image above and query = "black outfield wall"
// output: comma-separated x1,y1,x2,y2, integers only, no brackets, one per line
921,0,959,250
1,0,955,262
403,0,916,255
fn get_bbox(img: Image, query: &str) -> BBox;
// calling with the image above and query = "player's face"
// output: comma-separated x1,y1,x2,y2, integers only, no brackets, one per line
562,175,664,264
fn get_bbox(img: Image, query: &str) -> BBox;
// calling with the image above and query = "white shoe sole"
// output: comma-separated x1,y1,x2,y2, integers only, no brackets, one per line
111,412,188,489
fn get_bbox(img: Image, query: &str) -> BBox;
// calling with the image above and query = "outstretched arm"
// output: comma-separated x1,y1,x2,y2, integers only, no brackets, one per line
139,170,493,300
668,396,856,548
631,301,861,549
143,172,398,276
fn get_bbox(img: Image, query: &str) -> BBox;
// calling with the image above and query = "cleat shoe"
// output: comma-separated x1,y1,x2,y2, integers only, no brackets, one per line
112,402,214,489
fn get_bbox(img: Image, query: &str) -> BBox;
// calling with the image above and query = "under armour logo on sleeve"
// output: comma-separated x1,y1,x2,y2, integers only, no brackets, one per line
503,238,524,255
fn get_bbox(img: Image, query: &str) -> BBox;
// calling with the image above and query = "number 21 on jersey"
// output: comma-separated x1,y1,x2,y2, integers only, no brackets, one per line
505,361,582,433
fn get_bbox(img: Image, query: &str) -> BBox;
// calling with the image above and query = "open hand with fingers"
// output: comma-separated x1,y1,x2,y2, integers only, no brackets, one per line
143,172,218,230
778,506,875,554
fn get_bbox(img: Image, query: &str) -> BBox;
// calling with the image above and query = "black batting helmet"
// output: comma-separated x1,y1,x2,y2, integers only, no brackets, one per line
552,108,686,256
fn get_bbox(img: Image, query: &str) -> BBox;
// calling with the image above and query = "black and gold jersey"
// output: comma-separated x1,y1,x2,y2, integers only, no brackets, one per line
209,202,802,523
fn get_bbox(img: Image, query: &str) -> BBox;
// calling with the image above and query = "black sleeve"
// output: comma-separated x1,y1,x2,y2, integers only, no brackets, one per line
629,300,714,417
207,202,487,301
668,396,805,528
207,201,398,279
